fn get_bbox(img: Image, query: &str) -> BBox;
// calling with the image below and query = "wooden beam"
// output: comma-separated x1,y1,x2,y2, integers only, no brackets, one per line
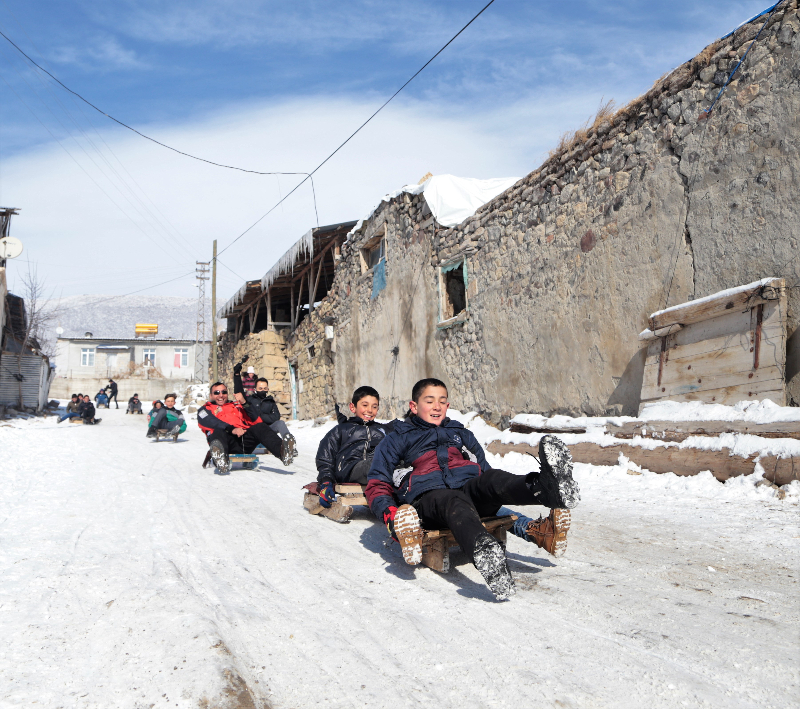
294,272,306,329
289,238,338,287
485,440,798,486
290,283,296,330
266,288,272,330
649,278,785,331
310,247,326,311
510,423,587,435
606,420,800,441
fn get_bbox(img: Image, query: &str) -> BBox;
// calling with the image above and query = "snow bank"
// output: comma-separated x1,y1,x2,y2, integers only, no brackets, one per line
639,398,800,424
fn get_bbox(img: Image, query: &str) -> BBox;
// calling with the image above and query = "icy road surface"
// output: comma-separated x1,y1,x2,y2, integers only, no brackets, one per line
1,408,797,708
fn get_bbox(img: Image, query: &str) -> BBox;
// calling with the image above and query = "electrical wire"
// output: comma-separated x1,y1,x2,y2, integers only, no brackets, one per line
217,0,498,257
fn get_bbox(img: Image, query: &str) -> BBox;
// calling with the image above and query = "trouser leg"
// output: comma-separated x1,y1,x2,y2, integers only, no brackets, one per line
151,409,168,429
242,422,283,458
413,489,487,560
269,420,291,438
207,429,243,455
347,460,371,484
461,468,542,517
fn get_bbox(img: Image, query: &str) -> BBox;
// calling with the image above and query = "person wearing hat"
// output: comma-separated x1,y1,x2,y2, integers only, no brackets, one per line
127,393,143,414
241,366,257,397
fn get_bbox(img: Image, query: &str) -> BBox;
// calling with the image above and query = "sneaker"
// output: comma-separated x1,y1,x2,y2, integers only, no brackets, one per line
534,435,580,509
57,417,64,424
394,505,424,565
473,532,516,600
168,424,181,436
520,509,571,557
146,427,157,438
210,439,231,474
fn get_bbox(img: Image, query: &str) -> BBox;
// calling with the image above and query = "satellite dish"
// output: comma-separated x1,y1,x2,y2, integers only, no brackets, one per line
0,236,23,259
56,327,64,335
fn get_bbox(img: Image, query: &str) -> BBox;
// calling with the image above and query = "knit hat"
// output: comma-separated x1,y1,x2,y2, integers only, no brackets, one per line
247,366,255,374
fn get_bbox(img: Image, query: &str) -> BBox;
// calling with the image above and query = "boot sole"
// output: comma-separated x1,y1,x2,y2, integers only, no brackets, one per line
473,534,516,600
549,508,571,557
539,435,580,509
210,442,231,474
395,505,424,565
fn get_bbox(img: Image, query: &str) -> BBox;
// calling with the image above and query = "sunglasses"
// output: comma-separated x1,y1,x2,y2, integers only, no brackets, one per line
212,389,228,395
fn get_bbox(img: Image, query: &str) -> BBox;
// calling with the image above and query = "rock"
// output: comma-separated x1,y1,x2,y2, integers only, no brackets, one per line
313,416,330,427
187,406,197,413
699,65,717,82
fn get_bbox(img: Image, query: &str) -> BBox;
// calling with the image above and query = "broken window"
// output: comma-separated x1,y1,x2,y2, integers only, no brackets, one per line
360,227,386,274
439,260,468,325
308,345,316,359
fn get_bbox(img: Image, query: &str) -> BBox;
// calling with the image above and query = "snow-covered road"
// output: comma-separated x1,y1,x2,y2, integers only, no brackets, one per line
1,408,797,708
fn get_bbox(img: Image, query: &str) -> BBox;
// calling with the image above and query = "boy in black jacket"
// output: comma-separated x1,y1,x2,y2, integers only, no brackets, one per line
315,386,393,510
367,378,580,600
232,359,298,464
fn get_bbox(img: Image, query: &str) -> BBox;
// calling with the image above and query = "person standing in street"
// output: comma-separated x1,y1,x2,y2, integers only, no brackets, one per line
106,379,119,409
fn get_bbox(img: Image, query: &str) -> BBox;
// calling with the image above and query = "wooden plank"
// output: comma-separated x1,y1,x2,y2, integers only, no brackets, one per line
421,537,450,573
485,440,798,486
649,278,785,330
510,423,587,435
641,367,785,404
607,420,800,441
640,384,785,409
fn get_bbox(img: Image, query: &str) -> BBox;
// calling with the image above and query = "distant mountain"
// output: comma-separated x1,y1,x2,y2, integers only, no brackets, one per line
39,294,212,353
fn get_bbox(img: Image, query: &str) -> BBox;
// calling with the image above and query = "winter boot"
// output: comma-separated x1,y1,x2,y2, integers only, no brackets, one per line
527,435,580,509
394,505,424,565
146,427,157,438
473,532,516,600
282,433,298,465
210,439,231,474
202,450,213,469
512,509,570,557
168,423,182,437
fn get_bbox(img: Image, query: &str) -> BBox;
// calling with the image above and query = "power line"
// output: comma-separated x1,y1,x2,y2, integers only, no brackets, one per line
217,0,498,257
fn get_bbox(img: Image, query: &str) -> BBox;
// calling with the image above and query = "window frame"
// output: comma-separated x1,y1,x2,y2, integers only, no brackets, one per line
80,347,95,367
174,347,189,368
143,348,156,366
359,225,387,274
437,257,470,329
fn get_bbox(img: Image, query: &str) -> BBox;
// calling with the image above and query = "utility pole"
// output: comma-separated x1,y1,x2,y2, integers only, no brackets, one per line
211,239,218,383
194,261,210,382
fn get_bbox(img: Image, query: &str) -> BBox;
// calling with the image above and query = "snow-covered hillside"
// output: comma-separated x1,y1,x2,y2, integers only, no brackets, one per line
39,294,211,352
1,408,797,708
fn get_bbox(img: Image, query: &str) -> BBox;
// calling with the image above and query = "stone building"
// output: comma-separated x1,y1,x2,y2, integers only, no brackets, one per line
220,3,800,421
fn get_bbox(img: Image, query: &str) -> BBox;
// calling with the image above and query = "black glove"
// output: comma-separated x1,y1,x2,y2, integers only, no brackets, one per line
233,362,243,375
241,355,249,364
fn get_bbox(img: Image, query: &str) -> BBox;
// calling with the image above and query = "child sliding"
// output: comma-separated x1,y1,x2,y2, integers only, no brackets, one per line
366,378,580,600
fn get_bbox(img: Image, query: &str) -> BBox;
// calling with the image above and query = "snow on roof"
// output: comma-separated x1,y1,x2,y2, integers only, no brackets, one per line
347,173,520,239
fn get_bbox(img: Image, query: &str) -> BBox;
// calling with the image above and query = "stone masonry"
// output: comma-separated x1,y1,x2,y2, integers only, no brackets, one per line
277,3,800,421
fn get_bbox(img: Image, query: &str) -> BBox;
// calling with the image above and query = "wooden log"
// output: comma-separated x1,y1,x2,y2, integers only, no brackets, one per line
607,420,800,441
649,278,785,331
640,382,786,408
421,537,450,573
334,483,368,506
485,441,798,486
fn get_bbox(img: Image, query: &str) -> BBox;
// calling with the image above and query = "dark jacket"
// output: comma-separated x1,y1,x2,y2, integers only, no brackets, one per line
316,417,394,485
243,392,281,425
128,396,141,409
197,400,258,436
365,415,489,519
107,381,118,396
80,401,96,420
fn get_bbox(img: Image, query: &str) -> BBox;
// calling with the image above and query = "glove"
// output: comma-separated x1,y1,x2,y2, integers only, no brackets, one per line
233,362,243,375
383,506,399,540
318,481,336,508
241,354,249,364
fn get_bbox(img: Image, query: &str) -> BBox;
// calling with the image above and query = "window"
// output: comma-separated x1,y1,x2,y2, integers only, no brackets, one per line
80,348,95,367
439,260,468,326
360,230,386,274
308,345,316,359
174,348,188,368
143,349,156,366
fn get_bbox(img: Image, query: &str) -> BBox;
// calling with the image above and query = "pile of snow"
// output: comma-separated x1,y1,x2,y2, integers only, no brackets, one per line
639,398,800,424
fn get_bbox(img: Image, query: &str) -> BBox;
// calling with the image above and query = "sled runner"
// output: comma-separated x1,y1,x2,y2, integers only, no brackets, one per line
302,482,367,523
69,418,101,425
419,515,518,573
154,428,182,442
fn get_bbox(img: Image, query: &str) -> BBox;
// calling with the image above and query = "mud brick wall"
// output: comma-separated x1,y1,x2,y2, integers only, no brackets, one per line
286,3,800,421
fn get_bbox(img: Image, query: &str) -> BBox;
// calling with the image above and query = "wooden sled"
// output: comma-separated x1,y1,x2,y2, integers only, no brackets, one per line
302,483,367,523
419,515,517,573
155,428,181,442
69,418,101,425
202,451,259,470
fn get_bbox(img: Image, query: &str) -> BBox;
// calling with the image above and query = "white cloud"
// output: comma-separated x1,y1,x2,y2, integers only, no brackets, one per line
0,91,603,300
51,36,144,70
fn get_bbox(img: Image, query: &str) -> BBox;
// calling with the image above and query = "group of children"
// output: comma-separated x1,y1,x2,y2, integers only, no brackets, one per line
57,393,100,424
313,378,580,600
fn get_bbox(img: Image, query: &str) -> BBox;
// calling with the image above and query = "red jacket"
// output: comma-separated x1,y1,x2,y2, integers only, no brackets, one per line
197,400,261,436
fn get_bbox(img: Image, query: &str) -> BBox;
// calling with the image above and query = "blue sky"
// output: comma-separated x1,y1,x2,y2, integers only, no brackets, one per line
0,0,772,303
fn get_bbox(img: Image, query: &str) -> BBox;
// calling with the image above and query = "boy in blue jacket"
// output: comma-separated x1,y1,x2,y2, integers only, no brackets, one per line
315,386,393,511
366,378,580,600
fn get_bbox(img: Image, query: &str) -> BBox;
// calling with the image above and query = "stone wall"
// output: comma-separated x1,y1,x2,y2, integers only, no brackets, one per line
216,329,292,417
283,3,800,420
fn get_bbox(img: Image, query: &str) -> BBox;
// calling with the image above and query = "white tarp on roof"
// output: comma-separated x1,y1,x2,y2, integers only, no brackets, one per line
348,173,520,238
